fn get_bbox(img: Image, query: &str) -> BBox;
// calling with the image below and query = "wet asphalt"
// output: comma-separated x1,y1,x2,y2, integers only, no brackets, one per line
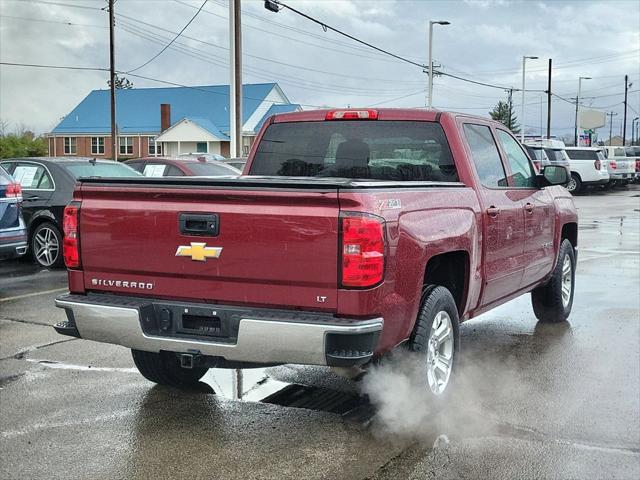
1,186,639,480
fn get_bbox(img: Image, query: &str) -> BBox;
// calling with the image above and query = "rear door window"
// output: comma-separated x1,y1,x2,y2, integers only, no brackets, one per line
250,121,458,182
463,124,507,188
496,130,536,188
12,163,53,190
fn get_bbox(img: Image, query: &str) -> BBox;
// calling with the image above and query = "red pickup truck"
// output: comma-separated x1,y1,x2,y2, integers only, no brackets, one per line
54,109,577,399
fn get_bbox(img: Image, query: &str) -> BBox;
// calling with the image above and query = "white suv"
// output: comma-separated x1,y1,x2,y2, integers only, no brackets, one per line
601,146,636,186
564,147,610,193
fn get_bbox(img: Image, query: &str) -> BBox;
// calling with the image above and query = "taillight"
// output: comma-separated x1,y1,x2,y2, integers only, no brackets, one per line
63,203,81,269
5,183,21,198
326,109,378,120
340,213,385,288
610,160,617,170
594,159,601,170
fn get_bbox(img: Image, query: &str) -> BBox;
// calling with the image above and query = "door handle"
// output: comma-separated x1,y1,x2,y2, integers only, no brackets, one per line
524,203,534,214
486,206,500,217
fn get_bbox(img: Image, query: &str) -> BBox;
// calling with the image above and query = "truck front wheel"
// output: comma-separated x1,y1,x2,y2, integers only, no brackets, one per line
531,239,576,323
131,350,209,388
408,285,460,399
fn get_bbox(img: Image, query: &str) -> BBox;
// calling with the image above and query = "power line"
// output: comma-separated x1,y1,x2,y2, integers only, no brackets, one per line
0,61,108,72
126,0,209,74
0,14,106,28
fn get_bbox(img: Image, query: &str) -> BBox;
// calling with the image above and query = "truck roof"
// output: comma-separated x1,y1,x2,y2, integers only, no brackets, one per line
268,108,489,125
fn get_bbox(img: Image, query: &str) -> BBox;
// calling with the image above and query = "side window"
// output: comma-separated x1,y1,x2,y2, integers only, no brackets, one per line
165,165,185,176
496,130,536,188
12,163,54,190
463,124,507,188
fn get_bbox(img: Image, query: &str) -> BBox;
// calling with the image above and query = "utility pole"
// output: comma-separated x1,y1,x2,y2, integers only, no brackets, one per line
606,111,617,145
108,0,117,161
622,74,629,146
229,0,242,158
546,59,552,139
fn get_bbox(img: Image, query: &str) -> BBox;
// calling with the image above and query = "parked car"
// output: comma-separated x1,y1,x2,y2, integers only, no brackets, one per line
55,109,577,403
178,153,226,162
564,147,610,193
0,165,28,260
624,146,640,183
125,157,241,177
523,145,550,172
0,157,140,268
224,157,247,172
600,146,636,186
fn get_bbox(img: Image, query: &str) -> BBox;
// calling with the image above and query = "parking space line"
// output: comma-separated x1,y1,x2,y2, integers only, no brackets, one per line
0,287,68,303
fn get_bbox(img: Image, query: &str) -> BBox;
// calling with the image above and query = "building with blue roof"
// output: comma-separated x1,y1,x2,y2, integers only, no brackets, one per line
48,83,301,159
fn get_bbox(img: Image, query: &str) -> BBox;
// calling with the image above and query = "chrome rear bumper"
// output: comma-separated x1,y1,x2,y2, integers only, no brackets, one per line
55,294,383,367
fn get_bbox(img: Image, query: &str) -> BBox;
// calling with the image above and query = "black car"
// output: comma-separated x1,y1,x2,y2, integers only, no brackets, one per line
0,165,28,260
0,157,140,268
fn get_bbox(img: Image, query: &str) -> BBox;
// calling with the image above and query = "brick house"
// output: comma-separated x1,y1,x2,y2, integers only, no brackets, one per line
48,83,300,159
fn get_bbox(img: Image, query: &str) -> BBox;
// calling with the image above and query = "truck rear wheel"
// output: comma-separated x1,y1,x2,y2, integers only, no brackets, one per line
131,350,209,388
408,285,460,399
531,239,575,323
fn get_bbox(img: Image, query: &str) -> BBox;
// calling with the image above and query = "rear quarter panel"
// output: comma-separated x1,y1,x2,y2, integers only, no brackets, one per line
338,186,482,353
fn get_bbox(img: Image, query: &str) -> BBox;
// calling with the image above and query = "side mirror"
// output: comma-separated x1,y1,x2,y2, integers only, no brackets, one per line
537,165,569,188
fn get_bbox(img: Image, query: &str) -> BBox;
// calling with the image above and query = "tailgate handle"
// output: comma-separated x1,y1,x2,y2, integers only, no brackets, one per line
179,213,219,236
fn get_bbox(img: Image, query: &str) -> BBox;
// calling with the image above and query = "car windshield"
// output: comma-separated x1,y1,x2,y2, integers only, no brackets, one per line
566,149,601,160
62,162,142,178
186,162,241,176
250,120,458,182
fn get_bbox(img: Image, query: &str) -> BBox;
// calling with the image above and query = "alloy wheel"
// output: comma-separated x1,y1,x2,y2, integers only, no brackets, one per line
34,226,60,267
426,310,455,395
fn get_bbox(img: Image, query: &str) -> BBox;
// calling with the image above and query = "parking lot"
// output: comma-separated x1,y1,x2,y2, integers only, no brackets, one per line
1,186,639,480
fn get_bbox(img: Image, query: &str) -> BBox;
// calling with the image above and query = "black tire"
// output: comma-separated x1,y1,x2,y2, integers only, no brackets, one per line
531,239,576,323
30,222,64,268
131,350,209,388
567,173,582,194
407,285,460,400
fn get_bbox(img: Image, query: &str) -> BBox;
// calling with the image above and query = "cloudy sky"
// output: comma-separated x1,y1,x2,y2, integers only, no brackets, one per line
1,0,639,140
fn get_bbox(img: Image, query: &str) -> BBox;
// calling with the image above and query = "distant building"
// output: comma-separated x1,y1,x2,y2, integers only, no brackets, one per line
48,83,300,159
604,135,624,146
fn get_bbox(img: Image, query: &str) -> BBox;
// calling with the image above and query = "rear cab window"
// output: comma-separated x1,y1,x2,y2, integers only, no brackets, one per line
566,149,602,160
250,121,459,182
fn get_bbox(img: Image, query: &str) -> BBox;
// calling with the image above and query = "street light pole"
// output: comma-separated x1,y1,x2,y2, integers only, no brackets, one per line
521,55,538,142
427,20,450,109
229,0,242,158
574,76,591,147
108,0,117,161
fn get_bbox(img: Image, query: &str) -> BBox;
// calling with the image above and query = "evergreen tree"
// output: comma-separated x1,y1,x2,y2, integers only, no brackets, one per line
489,101,521,134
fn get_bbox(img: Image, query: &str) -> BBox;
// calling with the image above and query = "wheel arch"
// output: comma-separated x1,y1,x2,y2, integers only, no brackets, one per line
423,250,470,317
561,222,578,248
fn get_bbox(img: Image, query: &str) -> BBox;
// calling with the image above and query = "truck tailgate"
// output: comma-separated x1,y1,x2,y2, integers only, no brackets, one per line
78,183,339,310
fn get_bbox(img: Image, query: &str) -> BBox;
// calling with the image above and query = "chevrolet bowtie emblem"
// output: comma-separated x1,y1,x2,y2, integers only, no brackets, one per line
175,243,223,262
